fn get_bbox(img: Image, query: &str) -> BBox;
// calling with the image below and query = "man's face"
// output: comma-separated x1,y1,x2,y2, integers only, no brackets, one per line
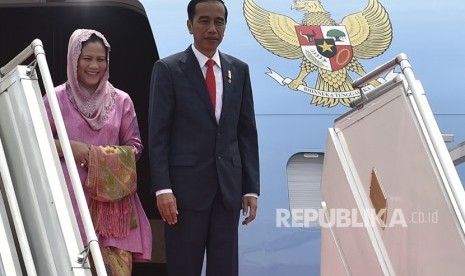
187,1,226,58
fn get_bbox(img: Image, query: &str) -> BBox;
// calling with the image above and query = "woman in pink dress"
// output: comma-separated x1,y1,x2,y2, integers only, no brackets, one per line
43,29,152,275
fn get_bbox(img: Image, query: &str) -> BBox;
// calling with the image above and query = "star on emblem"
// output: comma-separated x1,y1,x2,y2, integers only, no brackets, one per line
318,40,334,53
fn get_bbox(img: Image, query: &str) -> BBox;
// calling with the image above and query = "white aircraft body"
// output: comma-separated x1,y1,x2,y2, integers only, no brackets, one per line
1,0,465,275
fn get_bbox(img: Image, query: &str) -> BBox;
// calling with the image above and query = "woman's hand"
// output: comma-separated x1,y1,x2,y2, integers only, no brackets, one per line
70,140,90,167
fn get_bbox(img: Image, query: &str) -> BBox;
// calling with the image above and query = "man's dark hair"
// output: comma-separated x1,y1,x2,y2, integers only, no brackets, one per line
187,0,228,22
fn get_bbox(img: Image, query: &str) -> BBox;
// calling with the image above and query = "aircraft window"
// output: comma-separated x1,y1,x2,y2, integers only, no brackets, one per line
286,152,324,228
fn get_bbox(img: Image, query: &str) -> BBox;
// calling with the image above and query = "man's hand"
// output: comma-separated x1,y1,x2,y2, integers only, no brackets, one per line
156,193,178,225
242,196,257,225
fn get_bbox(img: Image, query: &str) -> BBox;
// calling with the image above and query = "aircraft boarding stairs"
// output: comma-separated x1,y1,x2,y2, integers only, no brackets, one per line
0,40,107,275
320,54,465,276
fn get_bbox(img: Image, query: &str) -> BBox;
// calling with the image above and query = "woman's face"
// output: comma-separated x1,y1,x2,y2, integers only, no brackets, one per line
77,41,107,93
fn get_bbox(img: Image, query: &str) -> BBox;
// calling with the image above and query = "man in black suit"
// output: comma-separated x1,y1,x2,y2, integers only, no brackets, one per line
148,0,260,275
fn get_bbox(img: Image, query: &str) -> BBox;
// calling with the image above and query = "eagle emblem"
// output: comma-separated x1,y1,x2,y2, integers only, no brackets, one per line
243,0,393,107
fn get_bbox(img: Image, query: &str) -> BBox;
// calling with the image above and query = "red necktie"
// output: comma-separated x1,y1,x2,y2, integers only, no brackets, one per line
206,59,216,108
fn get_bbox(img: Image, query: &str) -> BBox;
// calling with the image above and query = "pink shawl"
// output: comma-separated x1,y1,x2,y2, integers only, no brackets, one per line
66,29,116,130
86,145,137,238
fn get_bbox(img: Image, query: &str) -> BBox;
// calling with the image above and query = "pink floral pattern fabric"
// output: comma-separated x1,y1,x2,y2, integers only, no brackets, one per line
86,146,137,238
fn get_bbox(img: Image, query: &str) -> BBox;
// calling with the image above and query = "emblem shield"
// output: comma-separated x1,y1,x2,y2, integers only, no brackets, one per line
295,25,353,71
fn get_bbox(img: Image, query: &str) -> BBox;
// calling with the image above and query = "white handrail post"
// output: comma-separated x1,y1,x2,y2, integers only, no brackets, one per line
0,138,37,276
31,39,107,276
398,56,465,232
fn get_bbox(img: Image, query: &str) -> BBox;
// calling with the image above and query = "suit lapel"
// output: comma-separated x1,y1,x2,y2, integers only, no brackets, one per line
180,47,216,121
218,53,234,126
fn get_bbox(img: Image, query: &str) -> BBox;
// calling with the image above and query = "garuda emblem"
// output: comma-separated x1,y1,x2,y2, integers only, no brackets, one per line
243,0,393,107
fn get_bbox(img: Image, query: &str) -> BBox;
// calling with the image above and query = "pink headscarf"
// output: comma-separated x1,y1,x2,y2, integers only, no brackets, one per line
66,29,116,130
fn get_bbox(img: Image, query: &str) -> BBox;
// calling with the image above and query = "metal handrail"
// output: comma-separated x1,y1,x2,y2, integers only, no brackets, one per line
353,53,465,234
4,39,107,275
351,53,408,89
0,138,37,276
